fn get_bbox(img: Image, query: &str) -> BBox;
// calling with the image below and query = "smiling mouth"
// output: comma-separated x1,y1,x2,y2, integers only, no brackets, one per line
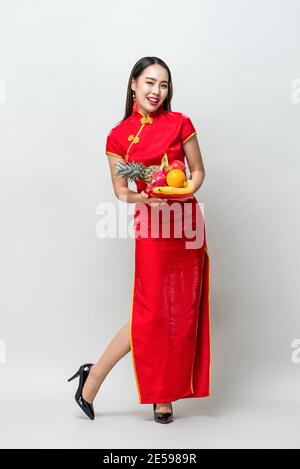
147,97,159,105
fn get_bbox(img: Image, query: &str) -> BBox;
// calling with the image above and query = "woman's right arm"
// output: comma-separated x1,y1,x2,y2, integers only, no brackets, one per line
107,155,167,205
107,155,142,203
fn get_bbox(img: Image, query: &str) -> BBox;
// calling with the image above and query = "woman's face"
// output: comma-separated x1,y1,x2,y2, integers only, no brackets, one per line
131,64,169,116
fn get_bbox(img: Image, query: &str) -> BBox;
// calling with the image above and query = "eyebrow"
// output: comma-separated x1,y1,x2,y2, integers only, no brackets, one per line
144,76,169,84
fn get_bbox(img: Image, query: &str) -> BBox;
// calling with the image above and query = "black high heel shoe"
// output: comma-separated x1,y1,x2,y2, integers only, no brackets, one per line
153,403,174,424
67,363,95,420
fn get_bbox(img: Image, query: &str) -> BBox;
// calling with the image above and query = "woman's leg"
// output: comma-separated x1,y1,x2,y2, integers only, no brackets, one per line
155,403,172,413
82,321,131,403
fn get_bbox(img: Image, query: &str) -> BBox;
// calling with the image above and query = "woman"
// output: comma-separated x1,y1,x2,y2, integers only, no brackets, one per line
68,57,210,424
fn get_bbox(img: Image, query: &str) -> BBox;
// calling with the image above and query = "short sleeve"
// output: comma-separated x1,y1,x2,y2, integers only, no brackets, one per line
105,129,125,159
181,114,197,144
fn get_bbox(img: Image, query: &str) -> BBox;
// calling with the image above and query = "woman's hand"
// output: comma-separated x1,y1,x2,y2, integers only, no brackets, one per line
140,191,168,205
177,194,195,202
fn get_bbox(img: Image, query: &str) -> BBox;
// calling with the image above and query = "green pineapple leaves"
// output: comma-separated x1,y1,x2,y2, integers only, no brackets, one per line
114,161,160,183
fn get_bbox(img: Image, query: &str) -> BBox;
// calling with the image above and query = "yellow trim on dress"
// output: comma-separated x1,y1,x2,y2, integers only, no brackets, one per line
125,114,154,161
190,246,206,394
106,151,125,159
129,269,142,403
182,131,197,145
206,247,211,396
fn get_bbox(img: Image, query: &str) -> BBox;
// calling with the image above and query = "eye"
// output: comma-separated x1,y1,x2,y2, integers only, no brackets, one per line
146,81,168,88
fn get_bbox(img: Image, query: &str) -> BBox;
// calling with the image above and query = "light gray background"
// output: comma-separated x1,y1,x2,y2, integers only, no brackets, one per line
0,0,299,449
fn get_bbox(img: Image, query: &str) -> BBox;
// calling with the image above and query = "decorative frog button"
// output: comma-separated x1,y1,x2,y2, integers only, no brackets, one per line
140,115,153,125
128,134,140,143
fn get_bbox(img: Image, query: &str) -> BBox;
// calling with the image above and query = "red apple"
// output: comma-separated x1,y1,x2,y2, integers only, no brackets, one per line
169,160,186,173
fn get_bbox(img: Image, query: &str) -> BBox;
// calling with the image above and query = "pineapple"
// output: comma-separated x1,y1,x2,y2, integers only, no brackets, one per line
114,161,160,183
144,165,160,183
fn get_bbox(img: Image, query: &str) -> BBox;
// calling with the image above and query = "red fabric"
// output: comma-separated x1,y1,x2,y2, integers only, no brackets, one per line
106,102,211,403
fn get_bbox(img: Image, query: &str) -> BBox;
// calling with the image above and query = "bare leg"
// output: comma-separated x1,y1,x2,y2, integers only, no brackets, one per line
155,403,172,413
82,321,131,403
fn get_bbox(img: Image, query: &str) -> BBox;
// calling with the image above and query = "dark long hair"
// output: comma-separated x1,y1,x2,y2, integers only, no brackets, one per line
119,56,173,123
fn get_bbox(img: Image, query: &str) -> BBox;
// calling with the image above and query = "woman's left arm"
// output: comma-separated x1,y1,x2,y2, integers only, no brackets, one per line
184,134,206,193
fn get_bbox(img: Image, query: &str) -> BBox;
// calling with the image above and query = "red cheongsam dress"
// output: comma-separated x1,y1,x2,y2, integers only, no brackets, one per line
105,100,211,404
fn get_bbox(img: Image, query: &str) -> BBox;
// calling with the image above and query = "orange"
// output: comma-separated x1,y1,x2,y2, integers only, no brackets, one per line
166,169,186,188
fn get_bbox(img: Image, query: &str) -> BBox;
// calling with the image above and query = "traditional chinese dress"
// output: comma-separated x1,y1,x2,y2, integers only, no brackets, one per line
105,100,211,404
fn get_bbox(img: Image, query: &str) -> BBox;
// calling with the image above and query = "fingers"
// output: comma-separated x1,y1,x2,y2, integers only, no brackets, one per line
141,191,194,204
140,191,167,205
180,195,194,202
148,199,168,205
149,199,167,205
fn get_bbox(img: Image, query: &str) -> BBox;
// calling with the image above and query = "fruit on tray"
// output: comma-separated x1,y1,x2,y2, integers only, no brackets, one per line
114,152,195,197
149,169,167,188
169,160,186,174
148,153,195,196
166,169,186,188
159,153,170,173
114,161,160,184
151,178,195,195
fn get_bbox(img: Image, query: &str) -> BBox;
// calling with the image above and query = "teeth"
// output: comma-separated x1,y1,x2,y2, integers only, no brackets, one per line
148,98,158,103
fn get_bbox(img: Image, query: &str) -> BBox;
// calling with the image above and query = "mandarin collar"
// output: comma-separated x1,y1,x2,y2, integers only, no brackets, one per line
131,99,164,120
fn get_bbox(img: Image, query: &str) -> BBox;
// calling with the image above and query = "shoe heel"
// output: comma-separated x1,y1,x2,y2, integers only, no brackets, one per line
67,369,80,382
68,363,95,420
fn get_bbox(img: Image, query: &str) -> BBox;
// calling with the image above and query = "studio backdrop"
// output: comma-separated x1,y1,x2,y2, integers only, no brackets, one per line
0,0,299,449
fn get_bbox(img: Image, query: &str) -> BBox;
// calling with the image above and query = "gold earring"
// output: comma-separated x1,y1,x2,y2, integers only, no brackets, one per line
132,91,135,100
